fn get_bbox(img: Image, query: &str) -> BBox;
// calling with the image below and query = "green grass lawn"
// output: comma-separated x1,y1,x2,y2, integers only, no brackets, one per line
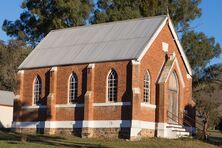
0,131,218,148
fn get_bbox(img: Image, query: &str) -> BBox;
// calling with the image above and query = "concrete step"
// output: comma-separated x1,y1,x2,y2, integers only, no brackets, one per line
172,128,186,132
166,124,190,138
166,124,182,128
176,131,190,137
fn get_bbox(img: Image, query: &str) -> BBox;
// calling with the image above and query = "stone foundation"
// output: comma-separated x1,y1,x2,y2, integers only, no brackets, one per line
14,128,37,134
13,128,131,139
13,128,156,139
92,128,130,139
139,129,155,137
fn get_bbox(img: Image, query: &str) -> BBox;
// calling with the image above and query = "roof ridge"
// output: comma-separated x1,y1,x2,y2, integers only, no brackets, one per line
50,15,167,33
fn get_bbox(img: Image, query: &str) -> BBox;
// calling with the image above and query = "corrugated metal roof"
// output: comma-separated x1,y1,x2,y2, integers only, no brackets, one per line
19,15,167,69
0,90,15,106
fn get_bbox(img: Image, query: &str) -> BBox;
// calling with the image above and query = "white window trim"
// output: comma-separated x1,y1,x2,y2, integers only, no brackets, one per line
55,104,84,108
106,69,118,102
141,102,156,109
143,70,151,103
21,105,47,109
93,102,131,107
68,72,78,104
33,76,41,106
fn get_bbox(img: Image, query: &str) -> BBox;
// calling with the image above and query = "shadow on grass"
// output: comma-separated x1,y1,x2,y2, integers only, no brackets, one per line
0,130,106,147
206,136,222,146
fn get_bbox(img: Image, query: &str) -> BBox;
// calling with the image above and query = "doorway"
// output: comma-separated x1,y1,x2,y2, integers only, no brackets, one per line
168,72,179,124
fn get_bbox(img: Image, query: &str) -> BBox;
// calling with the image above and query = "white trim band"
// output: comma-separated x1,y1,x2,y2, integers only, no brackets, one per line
141,103,156,109
55,104,84,108
21,105,47,109
93,102,131,107
12,120,158,129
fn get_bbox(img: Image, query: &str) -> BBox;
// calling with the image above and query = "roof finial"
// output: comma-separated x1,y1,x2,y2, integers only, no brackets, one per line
166,6,170,17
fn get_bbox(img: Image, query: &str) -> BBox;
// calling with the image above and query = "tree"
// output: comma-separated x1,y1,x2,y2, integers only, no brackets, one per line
181,31,222,90
91,0,202,32
195,93,220,139
181,31,222,136
2,0,93,47
0,40,31,92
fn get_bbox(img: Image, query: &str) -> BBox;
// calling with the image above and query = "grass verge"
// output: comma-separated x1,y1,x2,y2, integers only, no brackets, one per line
0,131,218,148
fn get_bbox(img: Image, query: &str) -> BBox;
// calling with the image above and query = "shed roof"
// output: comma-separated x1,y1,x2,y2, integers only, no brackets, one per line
19,15,167,69
0,90,15,106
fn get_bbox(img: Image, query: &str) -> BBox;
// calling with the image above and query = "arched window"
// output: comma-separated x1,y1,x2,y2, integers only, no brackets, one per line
107,69,118,102
144,70,150,103
69,73,78,103
33,76,41,105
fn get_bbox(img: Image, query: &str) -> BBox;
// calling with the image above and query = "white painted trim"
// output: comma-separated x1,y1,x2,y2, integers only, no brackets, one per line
162,42,169,53
156,122,169,138
12,120,158,129
87,63,95,69
50,66,57,72
137,17,168,61
55,104,84,108
67,72,78,104
140,103,156,109
156,60,166,82
93,102,131,107
168,19,192,75
143,70,151,103
164,58,185,88
21,105,47,109
187,74,192,79
106,69,118,102
131,60,140,65
17,70,24,74
132,87,140,94
32,76,42,106
174,58,185,88
15,95,20,100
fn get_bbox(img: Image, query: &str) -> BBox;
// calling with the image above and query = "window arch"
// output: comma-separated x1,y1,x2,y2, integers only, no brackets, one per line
33,76,41,105
144,70,150,103
107,69,118,102
69,73,78,103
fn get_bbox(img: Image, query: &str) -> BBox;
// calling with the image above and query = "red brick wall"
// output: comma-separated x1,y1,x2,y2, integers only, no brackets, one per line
22,68,50,106
56,64,88,104
93,61,131,103
139,23,192,122
18,60,132,121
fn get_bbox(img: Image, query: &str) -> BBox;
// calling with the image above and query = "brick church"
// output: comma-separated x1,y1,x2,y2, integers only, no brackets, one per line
13,15,195,139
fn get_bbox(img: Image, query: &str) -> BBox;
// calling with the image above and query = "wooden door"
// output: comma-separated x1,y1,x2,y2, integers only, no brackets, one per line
168,72,179,124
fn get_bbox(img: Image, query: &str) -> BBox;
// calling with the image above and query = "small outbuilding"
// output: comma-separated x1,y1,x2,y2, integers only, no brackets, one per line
0,90,15,128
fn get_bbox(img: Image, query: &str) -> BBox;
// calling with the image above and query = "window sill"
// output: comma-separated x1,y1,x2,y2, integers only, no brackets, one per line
93,102,131,107
55,104,84,108
141,103,156,109
21,105,47,109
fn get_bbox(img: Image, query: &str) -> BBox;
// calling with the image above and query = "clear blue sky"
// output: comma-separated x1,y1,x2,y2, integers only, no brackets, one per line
0,0,221,64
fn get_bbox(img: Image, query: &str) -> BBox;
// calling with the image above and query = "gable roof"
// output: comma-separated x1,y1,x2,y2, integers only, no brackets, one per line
0,90,15,106
18,15,192,75
19,15,167,69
